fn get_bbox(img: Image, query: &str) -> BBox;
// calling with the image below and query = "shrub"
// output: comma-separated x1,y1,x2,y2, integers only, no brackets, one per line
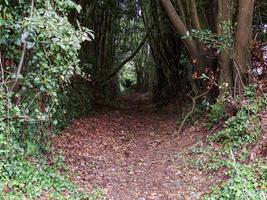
0,1,99,198
207,103,226,129
204,154,267,200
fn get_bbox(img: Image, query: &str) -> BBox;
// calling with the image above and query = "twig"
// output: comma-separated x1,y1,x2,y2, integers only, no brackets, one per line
2,115,30,121
174,90,210,136
207,119,225,137
0,81,14,85
0,51,4,83
11,0,35,92
10,38,27,91
25,92,41,111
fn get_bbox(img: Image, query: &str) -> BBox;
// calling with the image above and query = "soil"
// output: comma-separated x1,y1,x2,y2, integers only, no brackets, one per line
52,93,221,200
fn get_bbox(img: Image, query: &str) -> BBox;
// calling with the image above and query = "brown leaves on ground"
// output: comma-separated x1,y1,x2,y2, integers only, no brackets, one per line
51,93,220,200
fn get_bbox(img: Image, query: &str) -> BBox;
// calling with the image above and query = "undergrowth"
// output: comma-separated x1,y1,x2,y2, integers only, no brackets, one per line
204,155,266,200
180,87,267,199
0,137,104,200
0,1,102,199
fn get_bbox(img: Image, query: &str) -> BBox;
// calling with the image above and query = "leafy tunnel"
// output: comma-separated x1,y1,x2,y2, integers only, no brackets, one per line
0,0,267,199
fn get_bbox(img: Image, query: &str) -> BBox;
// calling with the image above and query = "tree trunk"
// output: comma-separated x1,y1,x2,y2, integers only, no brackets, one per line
176,0,186,25
218,0,234,91
234,0,255,93
189,0,201,31
159,0,201,65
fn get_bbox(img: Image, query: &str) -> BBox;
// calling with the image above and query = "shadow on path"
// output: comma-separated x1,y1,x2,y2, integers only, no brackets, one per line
52,93,218,200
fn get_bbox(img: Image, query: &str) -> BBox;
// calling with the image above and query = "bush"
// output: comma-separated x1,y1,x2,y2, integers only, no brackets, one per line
204,154,267,200
119,63,137,92
207,103,225,129
209,93,266,147
0,1,98,198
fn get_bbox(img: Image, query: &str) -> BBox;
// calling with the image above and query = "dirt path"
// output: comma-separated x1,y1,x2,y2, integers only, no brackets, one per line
52,93,218,200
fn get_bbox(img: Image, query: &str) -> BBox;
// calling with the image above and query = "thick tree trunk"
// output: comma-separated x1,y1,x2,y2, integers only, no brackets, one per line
176,0,186,24
141,0,188,101
159,0,201,65
218,0,234,91
189,0,201,31
234,0,255,93
78,1,121,102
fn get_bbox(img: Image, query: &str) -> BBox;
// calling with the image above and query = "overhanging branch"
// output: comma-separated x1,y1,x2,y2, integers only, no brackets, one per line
100,33,148,85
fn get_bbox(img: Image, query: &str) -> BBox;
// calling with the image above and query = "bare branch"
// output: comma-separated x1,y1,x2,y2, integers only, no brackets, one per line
11,43,27,91
175,90,210,136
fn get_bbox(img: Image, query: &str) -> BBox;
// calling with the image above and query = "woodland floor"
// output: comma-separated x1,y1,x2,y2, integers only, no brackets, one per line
52,93,222,200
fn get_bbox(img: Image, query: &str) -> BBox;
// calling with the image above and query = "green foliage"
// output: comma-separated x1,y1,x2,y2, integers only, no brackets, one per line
204,154,267,200
183,145,267,199
185,88,267,199
0,134,104,199
187,146,228,171
0,0,93,138
0,1,98,198
186,20,233,54
119,63,137,92
209,88,267,147
185,144,266,199
209,111,256,147
55,80,94,129
207,103,225,129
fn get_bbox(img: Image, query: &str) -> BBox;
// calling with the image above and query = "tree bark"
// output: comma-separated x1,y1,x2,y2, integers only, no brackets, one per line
218,0,234,91
177,0,186,25
159,0,201,65
234,0,255,92
189,0,201,31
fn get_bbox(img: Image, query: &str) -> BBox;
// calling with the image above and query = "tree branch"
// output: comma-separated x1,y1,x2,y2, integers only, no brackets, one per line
160,0,200,63
11,0,35,91
175,90,210,136
189,0,201,31
100,33,148,85
11,43,27,91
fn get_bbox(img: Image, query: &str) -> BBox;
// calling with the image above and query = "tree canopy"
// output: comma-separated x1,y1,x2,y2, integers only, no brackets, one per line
0,0,266,199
